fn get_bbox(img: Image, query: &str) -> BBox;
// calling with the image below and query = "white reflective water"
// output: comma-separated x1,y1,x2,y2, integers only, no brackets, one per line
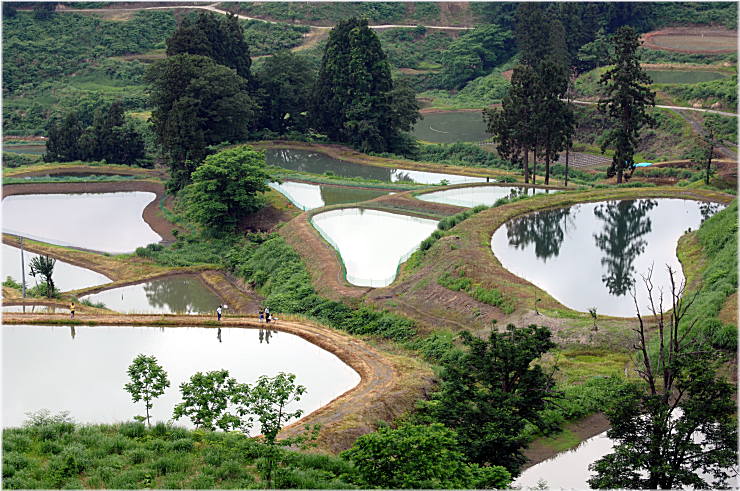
81,276,223,314
390,168,487,185
2,192,162,253
418,185,552,208
3,325,361,432
491,199,722,317
2,244,110,292
311,208,438,287
269,181,391,211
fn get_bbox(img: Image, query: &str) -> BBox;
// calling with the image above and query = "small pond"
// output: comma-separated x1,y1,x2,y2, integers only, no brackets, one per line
418,185,553,208
3,325,360,431
81,276,222,314
2,244,111,292
646,69,727,84
266,148,487,185
3,143,46,155
412,111,489,143
269,181,389,211
515,428,738,489
311,208,438,287
650,34,737,52
2,192,162,253
491,199,722,317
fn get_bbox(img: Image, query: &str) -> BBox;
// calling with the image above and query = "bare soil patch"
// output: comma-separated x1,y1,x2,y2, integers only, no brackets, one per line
642,27,737,54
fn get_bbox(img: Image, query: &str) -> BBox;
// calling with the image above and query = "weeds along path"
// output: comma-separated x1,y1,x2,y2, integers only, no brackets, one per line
3,313,433,453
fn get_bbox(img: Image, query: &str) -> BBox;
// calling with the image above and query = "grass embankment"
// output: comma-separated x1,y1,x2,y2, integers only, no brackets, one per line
2,420,356,489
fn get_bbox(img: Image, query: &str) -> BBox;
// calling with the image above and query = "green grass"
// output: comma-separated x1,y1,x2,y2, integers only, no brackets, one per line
2,419,355,489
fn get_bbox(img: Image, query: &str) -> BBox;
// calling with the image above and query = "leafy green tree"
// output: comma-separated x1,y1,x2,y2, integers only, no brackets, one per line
421,324,557,474
145,54,256,190
28,256,56,298
598,26,656,184
166,11,253,83
438,25,514,89
342,423,512,489
235,372,307,485
173,369,241,431
182,146,272,234
577,28,613,71
312,18,419,153
33,3,55,20
256,51,315,134
589,267,737,489
81,102,146,165
123,354,170,427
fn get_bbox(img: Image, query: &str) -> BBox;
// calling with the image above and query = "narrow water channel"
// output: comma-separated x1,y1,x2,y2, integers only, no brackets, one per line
3,325,361,432
2,243,111,292
412,111,489,143
311,208,438,287
266,148,487,185
491,198,722,317
81,276,222,314
2,192,162,253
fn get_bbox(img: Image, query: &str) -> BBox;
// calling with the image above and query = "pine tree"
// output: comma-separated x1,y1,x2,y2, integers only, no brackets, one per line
598,26,656,184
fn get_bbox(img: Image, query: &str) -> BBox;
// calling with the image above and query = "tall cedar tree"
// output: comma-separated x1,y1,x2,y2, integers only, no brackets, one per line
256,51,315,135
145,54,255,191
422,325,557,475
166,11,253,85
589,267,737,488
312,18,419,153
598,26,656,184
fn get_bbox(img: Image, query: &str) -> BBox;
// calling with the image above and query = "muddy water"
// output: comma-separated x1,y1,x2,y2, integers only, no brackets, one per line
412,111,489,143
3,325,360,431
269,181,389,211
418,185,553,208
266,148,487,185
2,192,162,253
646,69,726,84
311,208,438,287
491,199,722,317
3,143,46,155
81,276,222,314
2,244,110,292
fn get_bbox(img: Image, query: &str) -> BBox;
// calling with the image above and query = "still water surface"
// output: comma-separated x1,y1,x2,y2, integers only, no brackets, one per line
3,143,46,155
418,185,552,208
3,325,360,431
269,181,389,211
82,276,222,314
266,148,487,185
311,208,438,287
2,192,162,253
645,69,726,84
491,199,722,317
412,111,489,143
2,244,110,292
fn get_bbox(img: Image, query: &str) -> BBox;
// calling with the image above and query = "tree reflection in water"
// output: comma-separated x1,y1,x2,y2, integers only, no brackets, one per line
699,201,721,224
506,206,578,261
142,277,220,314
593,199,657,296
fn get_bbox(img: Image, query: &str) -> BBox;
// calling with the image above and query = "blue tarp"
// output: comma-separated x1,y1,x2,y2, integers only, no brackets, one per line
635,162,652,167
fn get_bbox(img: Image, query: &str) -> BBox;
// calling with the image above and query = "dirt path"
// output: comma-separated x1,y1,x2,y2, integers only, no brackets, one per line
62,4,474,30
3,313,433,453
572,99,737,118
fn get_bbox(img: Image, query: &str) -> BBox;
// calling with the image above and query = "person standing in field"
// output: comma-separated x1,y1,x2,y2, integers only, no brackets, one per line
69,302,75,319
217,305,222,321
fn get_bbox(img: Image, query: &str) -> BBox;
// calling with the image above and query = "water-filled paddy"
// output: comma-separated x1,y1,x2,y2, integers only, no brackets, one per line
412,111,489,143
418,185,552,208
2,244,110,292
3,305,64,313
311,208,438,287
269,181,389,211
2,192,162,253
491,198,722,317
2,325,360,430
266,148,487,185
3,143,46,155
81,276,222,314
646,69,727,84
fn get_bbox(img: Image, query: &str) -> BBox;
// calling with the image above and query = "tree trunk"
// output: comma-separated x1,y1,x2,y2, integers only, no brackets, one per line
705,144,714,185
523,146,530,183
565,146,569,187
531,148,537,184
616,165,623,184
544,152,550,185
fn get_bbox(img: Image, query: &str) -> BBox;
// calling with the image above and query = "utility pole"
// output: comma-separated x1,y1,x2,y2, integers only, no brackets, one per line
20,236,26,298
